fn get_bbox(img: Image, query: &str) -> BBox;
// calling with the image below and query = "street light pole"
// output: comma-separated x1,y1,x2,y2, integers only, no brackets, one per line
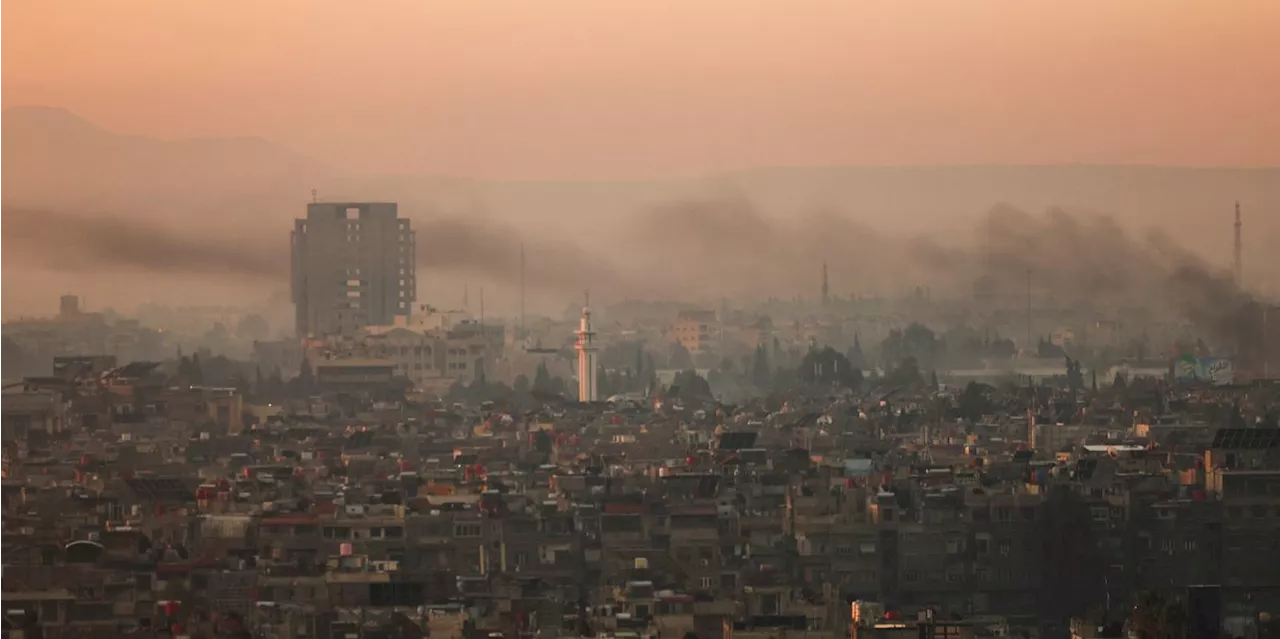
1026,269,1033,354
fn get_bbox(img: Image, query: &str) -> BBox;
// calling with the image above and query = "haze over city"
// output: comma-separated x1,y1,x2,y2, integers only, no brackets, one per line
4,0,1280,320
5,3,1280,638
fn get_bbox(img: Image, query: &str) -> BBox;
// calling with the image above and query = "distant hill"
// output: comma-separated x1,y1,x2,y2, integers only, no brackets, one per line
1,105,327,217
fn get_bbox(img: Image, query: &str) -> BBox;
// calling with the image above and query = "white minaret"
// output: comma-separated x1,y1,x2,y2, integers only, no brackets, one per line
575,296,598,403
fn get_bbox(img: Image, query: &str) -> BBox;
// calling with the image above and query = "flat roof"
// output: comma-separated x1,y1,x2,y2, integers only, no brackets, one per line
316,359,396,369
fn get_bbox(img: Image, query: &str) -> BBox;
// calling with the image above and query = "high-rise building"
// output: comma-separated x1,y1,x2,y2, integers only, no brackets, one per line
59,294,81,318
291,202,416,337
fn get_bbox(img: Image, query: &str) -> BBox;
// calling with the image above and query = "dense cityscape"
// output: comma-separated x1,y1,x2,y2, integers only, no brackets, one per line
3,197,1279,639
6,3,1280,639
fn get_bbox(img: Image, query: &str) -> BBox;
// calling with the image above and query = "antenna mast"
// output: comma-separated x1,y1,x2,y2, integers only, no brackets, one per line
520,243,526,341
821,262,830,306
1234,202,1243,289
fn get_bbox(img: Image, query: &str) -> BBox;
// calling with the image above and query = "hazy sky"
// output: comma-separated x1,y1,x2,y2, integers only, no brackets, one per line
5,0,1279,180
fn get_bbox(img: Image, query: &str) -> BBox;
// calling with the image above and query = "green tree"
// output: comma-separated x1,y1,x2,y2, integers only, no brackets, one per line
532,361,553,394
668,342,694,370
1129,591,1188,639
884,356,925,389
1065,358,1084,396
956,382,993,422
751,344,772,388
513,374,531,394
550,375,568,396
773,365,797,390
846,333,867,370
670,369,712,399
797,346,861,391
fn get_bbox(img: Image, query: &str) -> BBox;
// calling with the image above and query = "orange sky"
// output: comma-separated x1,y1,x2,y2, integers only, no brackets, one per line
4,0,1280,179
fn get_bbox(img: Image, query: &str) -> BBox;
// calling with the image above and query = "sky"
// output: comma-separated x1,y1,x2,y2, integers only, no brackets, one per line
5,0,1279,180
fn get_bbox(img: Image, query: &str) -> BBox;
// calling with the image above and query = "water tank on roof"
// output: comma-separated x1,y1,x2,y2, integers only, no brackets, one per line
634,557,648,570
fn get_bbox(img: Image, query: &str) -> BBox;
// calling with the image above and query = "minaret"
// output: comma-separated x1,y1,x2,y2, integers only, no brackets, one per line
821,262,830,306
1233,202,1243,289
575,292,598,402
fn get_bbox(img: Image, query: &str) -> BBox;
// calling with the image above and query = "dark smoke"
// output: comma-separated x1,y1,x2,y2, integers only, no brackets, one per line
416,217,644,296
2,208,288,279
3,202,1259,350
622,196,960,300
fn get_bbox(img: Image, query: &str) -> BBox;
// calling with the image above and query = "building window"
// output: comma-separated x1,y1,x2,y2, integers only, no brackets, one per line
998,540,1011,556
699,576,713,590
454,523,481,538
903,570,920,583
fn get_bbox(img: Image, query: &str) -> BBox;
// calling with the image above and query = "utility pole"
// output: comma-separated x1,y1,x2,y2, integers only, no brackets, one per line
520,243,526,341
1234,201,1243,289
1026,269,1033,355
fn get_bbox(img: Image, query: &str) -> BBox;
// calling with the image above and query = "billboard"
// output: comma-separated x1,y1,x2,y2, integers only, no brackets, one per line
1173,355,1235,385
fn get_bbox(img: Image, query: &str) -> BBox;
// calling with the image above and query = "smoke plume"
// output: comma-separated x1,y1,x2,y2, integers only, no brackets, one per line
3,200,1259,348
2,208,288,279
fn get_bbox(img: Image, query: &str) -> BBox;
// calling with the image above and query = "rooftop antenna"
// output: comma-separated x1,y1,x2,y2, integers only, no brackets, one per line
520,243,526,341
1233,202,1243,289
311,188,318,203
463,284,469,313
1026,268,1033,355
821,262,830,306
